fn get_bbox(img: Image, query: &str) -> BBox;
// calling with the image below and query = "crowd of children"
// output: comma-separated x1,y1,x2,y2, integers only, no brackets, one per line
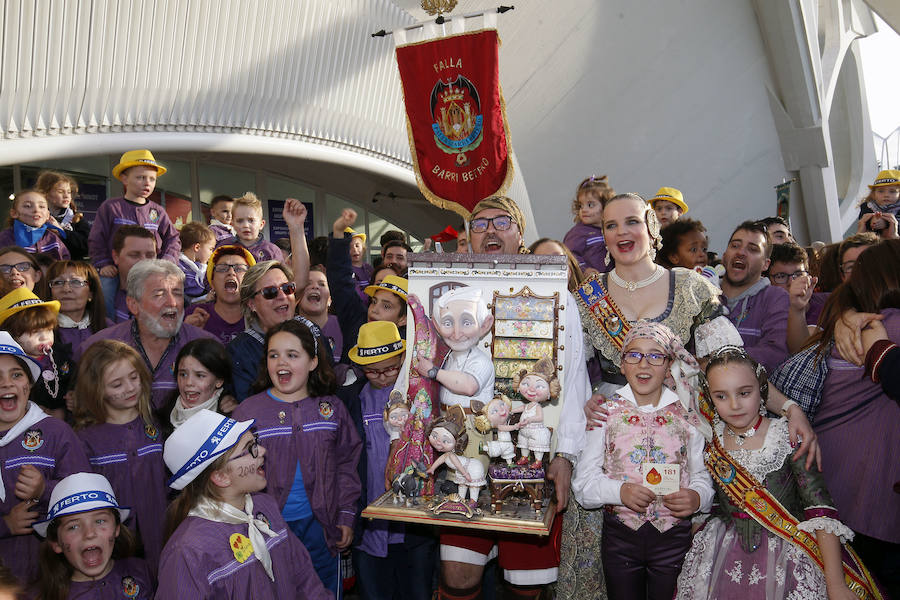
0,148,896,600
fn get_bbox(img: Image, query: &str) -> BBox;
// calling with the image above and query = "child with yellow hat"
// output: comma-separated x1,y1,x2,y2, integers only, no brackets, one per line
858,169,900,237
0,287,73,419
348,321,436,598
650,187,689,228
88,149,181,321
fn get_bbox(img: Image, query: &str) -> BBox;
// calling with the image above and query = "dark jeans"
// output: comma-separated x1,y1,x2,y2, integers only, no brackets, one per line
353,526,438,600
287,515,341,599
601,512,691,600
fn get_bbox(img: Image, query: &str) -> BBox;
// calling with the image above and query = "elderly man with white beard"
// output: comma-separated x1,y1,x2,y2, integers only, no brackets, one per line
76,259,215,411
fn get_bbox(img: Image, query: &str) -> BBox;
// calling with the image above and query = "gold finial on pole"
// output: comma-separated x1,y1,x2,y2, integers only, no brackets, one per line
421,0,458,17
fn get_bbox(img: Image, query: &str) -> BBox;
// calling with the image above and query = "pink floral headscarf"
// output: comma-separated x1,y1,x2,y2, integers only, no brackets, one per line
622,321,711,439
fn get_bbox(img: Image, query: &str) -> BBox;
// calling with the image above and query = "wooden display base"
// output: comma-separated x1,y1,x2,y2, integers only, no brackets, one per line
361,490,556,536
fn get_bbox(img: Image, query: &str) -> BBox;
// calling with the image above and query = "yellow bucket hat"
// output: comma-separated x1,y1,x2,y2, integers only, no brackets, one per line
869,170,900,189
0,288,60,327
205,245,257,287
649,187,688,214
349,321,406,365
344,227,367,244
364,275,408,302
112,149,168,179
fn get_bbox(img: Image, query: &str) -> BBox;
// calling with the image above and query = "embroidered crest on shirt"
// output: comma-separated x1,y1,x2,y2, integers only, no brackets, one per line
278,411,286,424
122,575,140,598
60,361,70,376
229,532,254,563
255,511,270,528
318,401,334,419
148,209,159,223
22,429,43,451
144,423,159,441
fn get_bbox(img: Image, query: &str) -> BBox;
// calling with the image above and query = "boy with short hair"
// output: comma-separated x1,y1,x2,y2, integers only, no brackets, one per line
89,150,180,315
649,187,688,228
0,189,69,260
208,194,235,244
178,222,216,301
228,192,284,262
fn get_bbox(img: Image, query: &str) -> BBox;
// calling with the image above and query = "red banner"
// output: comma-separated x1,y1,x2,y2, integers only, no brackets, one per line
396,30,514,219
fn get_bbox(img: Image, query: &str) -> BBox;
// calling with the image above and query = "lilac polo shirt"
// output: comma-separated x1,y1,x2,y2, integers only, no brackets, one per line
77,416,168,573
87,196,181,267
0,414,90,582
76,320,216,411
232,391,361,555
724,284,790,373
156,492,331,599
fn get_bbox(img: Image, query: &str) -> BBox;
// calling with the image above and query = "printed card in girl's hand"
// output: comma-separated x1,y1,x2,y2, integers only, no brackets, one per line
641,463,680,495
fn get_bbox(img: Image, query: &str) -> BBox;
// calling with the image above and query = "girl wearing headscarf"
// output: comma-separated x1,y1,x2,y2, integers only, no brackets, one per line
570,321,714,600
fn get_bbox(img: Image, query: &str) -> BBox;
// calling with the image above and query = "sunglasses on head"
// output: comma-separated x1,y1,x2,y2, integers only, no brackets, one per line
253,282,296,300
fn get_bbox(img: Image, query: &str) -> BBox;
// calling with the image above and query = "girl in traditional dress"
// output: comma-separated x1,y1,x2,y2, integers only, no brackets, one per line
73,340,168,574
571,322,713,600
158,409,330,599
232,319,361,597
676,347,867,600
33,472,154,600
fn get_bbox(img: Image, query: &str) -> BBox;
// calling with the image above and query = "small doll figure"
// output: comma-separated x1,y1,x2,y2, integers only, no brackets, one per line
426,414,485,504
511,358,559,469
383,396,411,441
474,396,517,466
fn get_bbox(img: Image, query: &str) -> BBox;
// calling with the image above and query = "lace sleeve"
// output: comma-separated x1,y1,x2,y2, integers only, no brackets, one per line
797,515,855,544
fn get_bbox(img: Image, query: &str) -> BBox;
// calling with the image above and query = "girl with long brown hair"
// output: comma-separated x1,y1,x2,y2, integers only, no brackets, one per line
73,341,167,574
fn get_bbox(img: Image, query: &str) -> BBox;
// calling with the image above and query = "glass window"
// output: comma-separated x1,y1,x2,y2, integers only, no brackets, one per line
23,156,110,179
198,163,255,207
266,177,316,241
0,167,13,224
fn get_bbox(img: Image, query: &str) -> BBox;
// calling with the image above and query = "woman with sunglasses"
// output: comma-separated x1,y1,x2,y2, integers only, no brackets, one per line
0,246,43,295
46,260,110,351
185,245,256,346
227,260,329,402
158,409,331,599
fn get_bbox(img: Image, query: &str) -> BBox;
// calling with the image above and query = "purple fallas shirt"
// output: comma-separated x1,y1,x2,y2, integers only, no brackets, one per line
0,413,90,582
232,391,362,555
156,492,331,599
76,416,168,574
357,384,404,558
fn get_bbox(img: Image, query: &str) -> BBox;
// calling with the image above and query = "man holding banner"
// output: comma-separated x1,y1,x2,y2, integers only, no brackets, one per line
435,196,591,600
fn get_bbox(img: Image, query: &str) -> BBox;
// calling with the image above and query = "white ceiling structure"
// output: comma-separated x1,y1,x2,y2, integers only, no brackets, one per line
0,0,884,249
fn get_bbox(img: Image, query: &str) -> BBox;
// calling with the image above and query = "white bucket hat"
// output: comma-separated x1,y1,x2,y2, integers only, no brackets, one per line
33,472,130,537
165,409,255,490
0,331,41,382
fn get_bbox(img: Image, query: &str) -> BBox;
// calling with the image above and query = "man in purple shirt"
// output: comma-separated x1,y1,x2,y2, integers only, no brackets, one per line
720,220,789,372
77,259,215,411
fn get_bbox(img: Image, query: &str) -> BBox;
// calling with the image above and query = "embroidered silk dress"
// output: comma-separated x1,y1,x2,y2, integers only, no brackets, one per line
676,418,855,599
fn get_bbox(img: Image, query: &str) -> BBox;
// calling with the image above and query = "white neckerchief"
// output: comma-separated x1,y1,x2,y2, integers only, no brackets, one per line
0,402,47,501
57,313,91,330
170,388,224,429
189,494,278,581
210,219,236,235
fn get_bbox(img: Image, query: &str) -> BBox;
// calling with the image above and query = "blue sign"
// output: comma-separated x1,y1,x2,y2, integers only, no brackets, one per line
267,200,314,241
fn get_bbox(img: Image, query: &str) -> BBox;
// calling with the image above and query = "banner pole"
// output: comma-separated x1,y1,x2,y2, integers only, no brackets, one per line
371,5,515,38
